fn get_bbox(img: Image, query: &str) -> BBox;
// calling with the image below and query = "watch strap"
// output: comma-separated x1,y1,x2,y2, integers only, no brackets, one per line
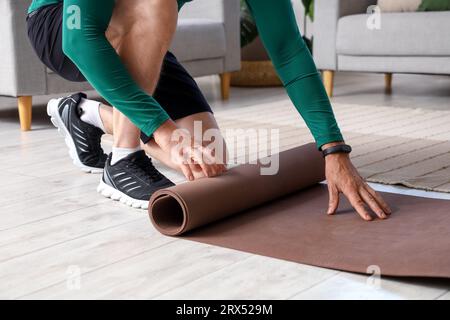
322,144,352,158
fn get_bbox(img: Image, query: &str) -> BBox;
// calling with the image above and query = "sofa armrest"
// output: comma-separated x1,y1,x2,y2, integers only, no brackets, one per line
0,0,46,97
314,0,377,70
180,0,241,72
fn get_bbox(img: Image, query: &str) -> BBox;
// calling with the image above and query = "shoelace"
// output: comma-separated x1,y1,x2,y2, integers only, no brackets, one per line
138,157,164,182
129,156,164,183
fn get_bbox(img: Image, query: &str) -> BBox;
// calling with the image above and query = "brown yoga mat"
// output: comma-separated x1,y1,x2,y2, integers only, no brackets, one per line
149,143,450,278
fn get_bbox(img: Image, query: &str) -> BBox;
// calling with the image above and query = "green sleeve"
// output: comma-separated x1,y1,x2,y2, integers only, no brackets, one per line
245,0,344,149
62,0,170,136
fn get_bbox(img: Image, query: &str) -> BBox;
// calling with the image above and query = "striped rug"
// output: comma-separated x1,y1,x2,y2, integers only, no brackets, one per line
214,100,450,193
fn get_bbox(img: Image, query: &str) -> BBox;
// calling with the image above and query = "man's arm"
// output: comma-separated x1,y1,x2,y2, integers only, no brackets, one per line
245,0,391,220
245,0,343,149
62,0,170,137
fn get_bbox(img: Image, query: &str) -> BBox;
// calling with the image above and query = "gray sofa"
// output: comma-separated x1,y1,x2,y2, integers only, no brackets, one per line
0,0,240,131
314,0,450,97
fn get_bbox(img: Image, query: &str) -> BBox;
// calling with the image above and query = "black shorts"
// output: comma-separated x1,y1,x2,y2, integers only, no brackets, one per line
26,3,212,143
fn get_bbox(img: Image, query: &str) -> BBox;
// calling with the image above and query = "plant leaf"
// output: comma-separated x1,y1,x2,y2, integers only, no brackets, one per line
302,0,313,16
240,0,258,48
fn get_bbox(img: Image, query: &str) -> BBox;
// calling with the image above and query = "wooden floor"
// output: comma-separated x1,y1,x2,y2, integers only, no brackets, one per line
0,72,449,299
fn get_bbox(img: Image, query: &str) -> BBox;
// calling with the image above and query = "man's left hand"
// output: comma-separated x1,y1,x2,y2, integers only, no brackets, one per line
324,143,392,221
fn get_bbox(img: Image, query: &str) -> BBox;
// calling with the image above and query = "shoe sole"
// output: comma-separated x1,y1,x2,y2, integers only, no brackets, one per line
47,98,103,174
97,180,149,210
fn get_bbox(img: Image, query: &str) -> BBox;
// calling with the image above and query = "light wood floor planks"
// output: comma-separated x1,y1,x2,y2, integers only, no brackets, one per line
0,73,449,299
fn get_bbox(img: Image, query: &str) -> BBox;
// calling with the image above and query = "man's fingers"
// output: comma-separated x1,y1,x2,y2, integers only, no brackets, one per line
365,183,392,215
201,150,225,177
217,164,226,175
360,188,387,220
180,163,194,181
191,147,214,177
200,162,215,177
195,145,227,178
188,163,202,178
183,143,227,179
346,191,373,221
217,163,227,175
327,185,339,215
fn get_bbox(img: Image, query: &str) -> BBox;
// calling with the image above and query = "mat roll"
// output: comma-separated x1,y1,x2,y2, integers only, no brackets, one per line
149,143,450,278
149,143,324,236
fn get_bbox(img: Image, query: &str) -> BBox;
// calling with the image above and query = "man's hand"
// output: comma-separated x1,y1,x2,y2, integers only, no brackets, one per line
154,120,227,181
323,142,392,221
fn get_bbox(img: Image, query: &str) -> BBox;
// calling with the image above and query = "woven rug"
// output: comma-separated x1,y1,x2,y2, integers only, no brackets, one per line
214,100,450,193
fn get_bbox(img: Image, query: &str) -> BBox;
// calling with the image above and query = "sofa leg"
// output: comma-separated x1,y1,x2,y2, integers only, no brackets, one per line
18,96,33,131
220,73,231,100
323,70,334,98
385,73,393,94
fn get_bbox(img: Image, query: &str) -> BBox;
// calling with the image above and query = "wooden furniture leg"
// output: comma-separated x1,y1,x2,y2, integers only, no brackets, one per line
322,70,335,98
220,73,231,100
385,73,393,94
18,96,32,131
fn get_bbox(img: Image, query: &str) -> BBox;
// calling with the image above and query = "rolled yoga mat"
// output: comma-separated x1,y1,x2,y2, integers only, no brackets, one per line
149,143,450,278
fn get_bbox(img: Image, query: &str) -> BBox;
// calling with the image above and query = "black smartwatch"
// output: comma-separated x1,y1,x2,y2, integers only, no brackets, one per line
321,144,352,158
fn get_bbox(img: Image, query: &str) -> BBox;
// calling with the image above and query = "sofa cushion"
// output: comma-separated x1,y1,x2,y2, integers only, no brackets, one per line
170,19,226,62
336,12,450,56
377,0,422,12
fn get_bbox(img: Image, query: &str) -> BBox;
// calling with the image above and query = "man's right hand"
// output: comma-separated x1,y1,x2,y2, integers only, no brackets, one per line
153,120,227,181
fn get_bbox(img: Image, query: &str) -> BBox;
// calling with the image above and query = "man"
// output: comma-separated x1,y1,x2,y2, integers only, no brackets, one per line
27,0,391,220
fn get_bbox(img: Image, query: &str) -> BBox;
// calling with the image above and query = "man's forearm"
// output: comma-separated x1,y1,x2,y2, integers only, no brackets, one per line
245,0,344,149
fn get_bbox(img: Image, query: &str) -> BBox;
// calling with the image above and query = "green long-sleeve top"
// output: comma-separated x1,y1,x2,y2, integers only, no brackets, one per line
29,0,343,148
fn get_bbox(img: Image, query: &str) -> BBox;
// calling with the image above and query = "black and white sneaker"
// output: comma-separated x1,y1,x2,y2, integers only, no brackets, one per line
47,93,107,173
97,151,175,209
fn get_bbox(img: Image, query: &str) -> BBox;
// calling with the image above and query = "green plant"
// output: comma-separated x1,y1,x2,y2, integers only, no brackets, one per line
302,0,314,21
240,0,258,48
239,0,315,50
418,0,450,11
301,0,314,53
